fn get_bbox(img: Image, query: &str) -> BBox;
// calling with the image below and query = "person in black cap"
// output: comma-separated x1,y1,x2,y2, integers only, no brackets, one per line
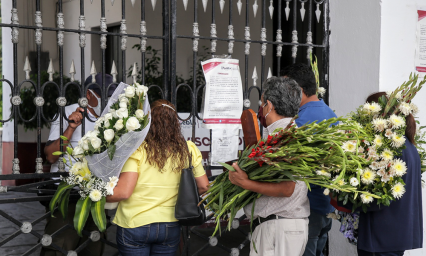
41,73,116,256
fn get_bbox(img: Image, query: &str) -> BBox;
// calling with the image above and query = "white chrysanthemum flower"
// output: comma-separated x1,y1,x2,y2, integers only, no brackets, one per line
385,129,393,139
342,141,357,153
399,102,411,116
336,179,346,187
360,193,374,204
395,92,402,100
109,176,119,184
317,87,326,97
350,177,359,186
106,181,116,195
381,149,394,162
368,102,382,114
316,170,331,178
410,103,419,115
391,182,406,199
323,188,330,195
89,189,102,202
389,114,405,129
371,118,388,132
390,159,407,177
373,135,383,147
361,168,376,185
363,103,371,112
391,133,406,148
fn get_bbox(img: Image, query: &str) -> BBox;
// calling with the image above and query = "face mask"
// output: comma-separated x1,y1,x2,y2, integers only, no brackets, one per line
258,103,268,128
88,89,101,116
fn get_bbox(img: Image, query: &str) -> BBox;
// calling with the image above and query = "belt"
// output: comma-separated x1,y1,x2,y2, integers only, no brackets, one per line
252,214,285,231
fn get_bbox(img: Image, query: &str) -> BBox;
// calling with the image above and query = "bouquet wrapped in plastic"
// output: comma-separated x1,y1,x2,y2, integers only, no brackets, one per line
49,82,151,236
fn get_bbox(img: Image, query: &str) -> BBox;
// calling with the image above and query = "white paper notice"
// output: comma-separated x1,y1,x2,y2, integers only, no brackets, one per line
415,10,426,73
201,58,243,129
211,128,240,167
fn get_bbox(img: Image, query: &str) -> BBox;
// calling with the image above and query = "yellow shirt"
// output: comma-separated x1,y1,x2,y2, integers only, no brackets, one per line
113,141,206,228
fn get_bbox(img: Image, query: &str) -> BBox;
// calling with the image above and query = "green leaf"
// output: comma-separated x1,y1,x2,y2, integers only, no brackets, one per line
107,144,116,161
219,162,235,172
49,182,74,216
60,135,69,141
91,197,107,232
52,151,63,156
59,189,71,219
73,197,93,237
218,185,224,236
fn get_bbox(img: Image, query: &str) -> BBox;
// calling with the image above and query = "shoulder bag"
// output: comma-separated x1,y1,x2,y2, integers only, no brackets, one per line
175,153,206,226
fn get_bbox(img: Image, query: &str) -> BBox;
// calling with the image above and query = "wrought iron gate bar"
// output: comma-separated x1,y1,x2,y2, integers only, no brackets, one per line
176,34,325,47
0,0,329,255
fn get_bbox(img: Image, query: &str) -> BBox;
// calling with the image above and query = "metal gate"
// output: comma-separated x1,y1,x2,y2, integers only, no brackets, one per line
0,0,329,255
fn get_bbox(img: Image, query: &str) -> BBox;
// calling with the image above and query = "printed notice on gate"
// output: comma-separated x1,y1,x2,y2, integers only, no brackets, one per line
201,58,243,129
416,9,426,73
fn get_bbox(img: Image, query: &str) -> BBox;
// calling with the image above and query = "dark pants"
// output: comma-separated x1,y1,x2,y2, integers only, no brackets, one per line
357,249,405,256
116,222,181,256
303,211,332,256
40,203,105,256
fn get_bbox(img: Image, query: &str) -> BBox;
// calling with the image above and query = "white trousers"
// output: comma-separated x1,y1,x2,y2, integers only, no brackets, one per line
250,218,309,256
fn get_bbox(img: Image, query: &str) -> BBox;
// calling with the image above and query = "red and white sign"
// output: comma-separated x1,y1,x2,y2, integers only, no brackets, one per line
415,10,426,73
201,58,243,129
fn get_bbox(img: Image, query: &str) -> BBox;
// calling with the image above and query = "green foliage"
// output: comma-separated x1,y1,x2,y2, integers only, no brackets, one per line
17,71,81,131
128,45,211,112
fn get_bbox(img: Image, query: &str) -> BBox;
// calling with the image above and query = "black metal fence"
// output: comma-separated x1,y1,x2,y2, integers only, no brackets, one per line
0,0,329,255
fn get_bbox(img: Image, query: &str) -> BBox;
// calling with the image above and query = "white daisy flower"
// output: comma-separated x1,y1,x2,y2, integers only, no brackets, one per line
373,135,383,147
395,92,402,100
361,168,376,185
349,177,359,187
380,149,394,162
390,159,407,177
368,102,382,114
342,141,357,153
399,102,411,116
363,103,372,112
410,103,419,115
360,193,374,204
389,114,405,129
317,87,326,97
89,189,102,202
384,129,393,139
316,170,331,178
391,133,406,148
391,182,406,199
323,188,330,195
371,118,388,132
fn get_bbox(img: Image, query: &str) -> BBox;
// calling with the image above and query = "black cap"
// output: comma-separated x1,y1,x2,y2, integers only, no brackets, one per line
84,73,117,97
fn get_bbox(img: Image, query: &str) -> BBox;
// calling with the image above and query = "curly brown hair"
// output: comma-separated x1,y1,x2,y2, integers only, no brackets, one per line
144,99,190,172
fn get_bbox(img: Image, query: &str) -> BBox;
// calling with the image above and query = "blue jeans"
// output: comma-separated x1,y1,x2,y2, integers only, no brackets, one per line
303,211,332,256
357,249,404,256
116,222,181,256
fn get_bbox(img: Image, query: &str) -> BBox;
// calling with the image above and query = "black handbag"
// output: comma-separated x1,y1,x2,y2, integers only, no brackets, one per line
175,153,206,226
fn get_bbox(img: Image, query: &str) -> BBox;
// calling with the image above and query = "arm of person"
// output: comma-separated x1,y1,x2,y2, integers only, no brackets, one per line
106,172,139,202
195,174,209,195
228,162,296,197
44,107,84,164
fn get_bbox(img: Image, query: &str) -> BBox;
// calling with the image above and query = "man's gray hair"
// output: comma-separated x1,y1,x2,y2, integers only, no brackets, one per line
263,76,302,117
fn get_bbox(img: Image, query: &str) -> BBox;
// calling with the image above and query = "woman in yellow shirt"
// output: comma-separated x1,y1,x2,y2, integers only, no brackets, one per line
107,99,209,256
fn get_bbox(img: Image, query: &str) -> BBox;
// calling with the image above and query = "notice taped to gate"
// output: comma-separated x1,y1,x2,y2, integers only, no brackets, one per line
201,58,243,129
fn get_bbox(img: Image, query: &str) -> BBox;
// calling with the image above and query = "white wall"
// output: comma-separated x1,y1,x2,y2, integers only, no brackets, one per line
329,0,382,117
329,0,426,255
379,1,426,255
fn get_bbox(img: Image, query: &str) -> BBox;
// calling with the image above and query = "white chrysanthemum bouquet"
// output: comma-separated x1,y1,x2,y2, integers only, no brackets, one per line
49,82,150,236
336,74,424,211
